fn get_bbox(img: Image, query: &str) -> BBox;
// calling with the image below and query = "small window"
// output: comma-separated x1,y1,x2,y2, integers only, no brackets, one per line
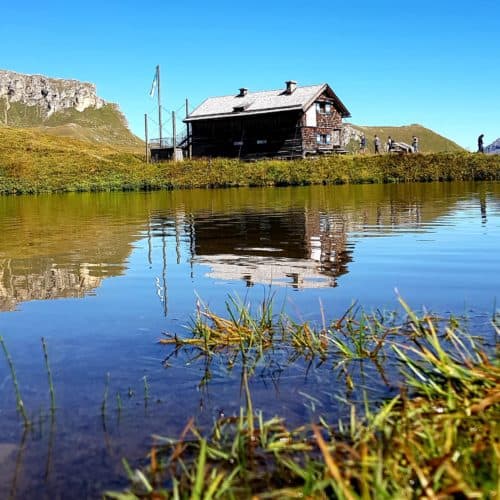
233,106,245,112
233,140,243,146
316,101,332,115
256,139,267,145
316,134,331,145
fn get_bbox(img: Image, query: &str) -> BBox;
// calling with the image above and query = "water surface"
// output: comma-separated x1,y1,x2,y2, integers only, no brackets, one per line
0,182,499,498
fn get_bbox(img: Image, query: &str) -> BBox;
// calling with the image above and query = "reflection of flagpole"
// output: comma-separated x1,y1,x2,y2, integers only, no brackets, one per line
175,213,181,265
189,213,195,279
154,229,168,316
162,231,167,316
147,217,152,266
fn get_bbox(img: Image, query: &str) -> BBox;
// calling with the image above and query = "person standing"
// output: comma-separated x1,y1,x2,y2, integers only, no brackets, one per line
374,135,381,154
412,136,419,153
478,134,484,153
387,136,393,152
359,134,366,153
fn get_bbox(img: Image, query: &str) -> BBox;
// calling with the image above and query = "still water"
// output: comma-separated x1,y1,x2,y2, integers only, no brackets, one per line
0,182,499,498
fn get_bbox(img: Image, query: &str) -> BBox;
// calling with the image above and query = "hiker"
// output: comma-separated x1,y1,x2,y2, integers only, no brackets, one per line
359,134,366,153
478,134,484,153
387,136,393,152
374,135,381,154
412,136,419,153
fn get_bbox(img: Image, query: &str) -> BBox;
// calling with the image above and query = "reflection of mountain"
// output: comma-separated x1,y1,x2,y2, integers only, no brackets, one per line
0,259,102,311
0,193,147,311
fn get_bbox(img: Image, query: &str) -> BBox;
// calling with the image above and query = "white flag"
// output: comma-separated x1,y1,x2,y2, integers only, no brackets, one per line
149,67,158,98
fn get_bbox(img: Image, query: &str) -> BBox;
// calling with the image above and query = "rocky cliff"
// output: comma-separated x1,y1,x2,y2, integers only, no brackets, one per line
0,69,105,122
0,69,142,148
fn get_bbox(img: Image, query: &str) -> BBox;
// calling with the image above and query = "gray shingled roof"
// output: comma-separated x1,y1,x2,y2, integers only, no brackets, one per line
185,83,350,122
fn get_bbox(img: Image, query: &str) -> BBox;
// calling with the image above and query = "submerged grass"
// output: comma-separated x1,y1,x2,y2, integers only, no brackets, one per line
0,336,30,427
41,336,56,414
106,299,499,499
160,296,440,366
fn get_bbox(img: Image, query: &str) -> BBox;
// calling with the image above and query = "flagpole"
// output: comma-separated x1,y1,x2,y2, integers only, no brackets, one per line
156,65,163,147
144,113,149,163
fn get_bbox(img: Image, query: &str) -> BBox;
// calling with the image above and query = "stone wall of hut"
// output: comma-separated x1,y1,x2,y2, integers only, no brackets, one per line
301,95,343,153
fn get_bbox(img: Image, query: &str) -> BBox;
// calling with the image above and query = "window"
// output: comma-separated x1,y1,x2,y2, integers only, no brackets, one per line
316,134,331,145
316,101,332,115
233,141,243,146
256,139,267,145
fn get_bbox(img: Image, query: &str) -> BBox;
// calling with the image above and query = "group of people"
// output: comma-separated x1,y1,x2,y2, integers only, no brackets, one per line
358,134,419,154
358,132,488,154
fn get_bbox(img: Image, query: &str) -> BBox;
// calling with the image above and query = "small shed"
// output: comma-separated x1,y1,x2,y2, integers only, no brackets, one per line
184,81,351,159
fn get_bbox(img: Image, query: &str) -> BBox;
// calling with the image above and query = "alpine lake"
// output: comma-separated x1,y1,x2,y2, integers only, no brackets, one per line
0,181,499,499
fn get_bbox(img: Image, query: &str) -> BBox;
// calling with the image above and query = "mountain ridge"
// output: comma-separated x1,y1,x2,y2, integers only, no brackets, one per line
0,69,142,149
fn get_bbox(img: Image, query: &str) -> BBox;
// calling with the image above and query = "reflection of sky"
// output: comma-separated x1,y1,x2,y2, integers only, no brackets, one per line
342,204,500,314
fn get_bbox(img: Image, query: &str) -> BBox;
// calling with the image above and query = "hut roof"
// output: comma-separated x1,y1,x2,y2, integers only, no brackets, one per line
185,83,351,122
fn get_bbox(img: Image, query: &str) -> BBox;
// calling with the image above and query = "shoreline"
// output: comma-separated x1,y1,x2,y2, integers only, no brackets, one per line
1,151,499,195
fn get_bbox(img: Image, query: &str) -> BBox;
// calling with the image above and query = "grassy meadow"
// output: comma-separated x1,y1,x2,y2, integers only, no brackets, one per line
0,125,499,195
0,98,143,148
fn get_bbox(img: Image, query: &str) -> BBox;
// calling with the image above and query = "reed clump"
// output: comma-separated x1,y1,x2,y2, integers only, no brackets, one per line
160,296,442,364
107,301,499,499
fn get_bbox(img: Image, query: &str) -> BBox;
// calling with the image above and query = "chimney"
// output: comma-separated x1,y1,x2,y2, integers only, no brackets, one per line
285,80,297,94
238,87,248,97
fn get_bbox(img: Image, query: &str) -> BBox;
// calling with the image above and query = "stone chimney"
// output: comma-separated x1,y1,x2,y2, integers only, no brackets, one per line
238,87,248,97
285,80,297,94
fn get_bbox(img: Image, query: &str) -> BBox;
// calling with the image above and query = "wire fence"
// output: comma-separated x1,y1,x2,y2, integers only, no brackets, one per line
146,103,191,147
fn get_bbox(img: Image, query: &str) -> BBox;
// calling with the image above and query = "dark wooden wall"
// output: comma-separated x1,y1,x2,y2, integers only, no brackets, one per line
189,91,345,158
190,110,302,158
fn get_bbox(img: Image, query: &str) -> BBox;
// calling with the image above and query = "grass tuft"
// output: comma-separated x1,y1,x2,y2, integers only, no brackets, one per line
106,300,499,499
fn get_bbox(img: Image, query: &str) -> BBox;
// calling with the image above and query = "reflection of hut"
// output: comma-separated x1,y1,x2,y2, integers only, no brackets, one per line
189,210,352,288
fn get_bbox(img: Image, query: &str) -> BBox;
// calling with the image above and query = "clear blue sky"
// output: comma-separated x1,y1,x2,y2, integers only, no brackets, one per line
1,0,498,150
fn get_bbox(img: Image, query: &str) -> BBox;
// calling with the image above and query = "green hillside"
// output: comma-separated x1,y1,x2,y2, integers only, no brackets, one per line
347,124,465,153
1,124,498,195
0,99,143,150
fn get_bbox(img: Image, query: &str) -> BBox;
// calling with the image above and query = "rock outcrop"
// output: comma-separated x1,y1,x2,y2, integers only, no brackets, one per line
341,124,364,147
485,138,500,155
0,69,105,121
0,69,142,147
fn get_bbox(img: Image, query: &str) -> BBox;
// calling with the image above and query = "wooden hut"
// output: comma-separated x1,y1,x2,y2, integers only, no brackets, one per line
184,81,351,159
